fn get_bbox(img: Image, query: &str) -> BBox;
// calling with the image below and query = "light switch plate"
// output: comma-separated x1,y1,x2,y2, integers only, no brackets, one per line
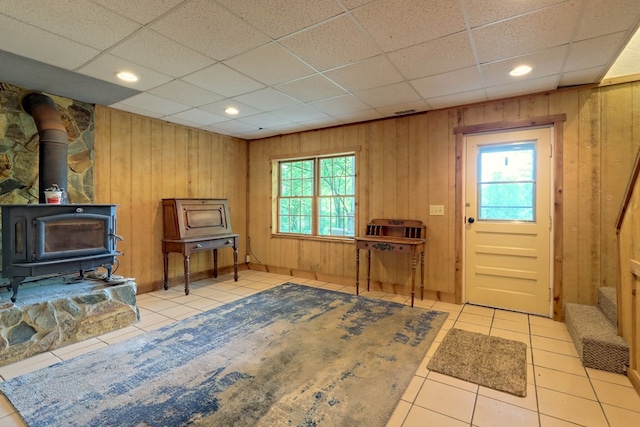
429,205,445,215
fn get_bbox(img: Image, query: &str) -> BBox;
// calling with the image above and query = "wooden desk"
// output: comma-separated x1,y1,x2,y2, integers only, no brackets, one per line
355,219,426,307
162,235,238,295
161,198,239,295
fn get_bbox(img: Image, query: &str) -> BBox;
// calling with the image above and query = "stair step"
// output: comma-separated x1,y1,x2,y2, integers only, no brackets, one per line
565,302,629,374
598,287,617,328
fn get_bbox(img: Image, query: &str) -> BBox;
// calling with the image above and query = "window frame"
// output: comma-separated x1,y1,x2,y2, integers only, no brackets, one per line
271,149,358,241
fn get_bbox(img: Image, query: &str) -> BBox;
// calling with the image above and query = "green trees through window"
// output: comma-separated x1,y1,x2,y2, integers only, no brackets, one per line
278,154,355,237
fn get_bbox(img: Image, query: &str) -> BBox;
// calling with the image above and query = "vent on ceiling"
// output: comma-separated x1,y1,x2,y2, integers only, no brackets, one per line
394,109,416,115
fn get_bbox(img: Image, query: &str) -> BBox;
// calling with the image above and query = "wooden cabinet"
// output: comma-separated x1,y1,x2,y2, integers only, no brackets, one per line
162,198,238,295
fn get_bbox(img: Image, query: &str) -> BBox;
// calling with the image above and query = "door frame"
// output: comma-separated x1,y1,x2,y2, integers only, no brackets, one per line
454,114,567,321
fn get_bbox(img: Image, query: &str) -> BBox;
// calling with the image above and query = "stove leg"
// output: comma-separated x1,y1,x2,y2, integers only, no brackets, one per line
10,277,24,303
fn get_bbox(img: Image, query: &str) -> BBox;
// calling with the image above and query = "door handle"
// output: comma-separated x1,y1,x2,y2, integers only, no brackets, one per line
468,217,475,224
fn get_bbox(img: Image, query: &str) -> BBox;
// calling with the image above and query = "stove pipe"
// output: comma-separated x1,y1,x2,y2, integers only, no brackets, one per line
21,93,68,203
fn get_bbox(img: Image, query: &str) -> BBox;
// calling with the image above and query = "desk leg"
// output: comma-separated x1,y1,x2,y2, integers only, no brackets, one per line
420,251,425,301
233,245,238,281
410,253,417,307
355,248,360,295
367,250,371,292
213,249,218,278
183,255,190,295
163,252,169,290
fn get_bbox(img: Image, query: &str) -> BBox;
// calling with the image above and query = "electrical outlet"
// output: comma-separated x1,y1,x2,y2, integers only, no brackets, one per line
429,205,445,216
245,255,251,263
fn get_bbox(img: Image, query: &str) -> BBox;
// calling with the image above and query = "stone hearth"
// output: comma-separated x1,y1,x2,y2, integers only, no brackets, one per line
0,276,138,367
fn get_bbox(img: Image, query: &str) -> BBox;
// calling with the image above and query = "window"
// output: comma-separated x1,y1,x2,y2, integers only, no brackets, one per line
477,142,535,221
276,153,356,237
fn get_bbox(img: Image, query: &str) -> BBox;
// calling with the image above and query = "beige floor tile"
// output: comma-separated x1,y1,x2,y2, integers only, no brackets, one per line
494,310,529,324
412,298,436,309
184,297,225,311
402,405,469,427
0,412,26,427
414,355,431,378
401,375,426,403
441,318,456,331
55,340,110,360
0,352,62,380
532,349,586,377
427,370,478,393
590,378,640,411
539,414,584,426
0,394,16,417
534,366,597,400
530,323,573,342
529,316,566,329
135,296,180,312
537,387,609,427
434,328,448,343
585,367,634,387
602,403,640,427
472,395,539,427
426,341,441,357
413,379,476,423
135,311,172,329
457,312,493,327
138,318,176,332
530,335,579,357
489,328,531,349
478,382,538,411
492,318,530,334
50,337,104,357
158,304,202,320
462,304,495,318
385,399,411,427
98,328,145,345
228,286,260,296
431,301,464,314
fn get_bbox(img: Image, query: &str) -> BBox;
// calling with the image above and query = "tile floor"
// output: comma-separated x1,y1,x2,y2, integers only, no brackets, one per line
1,270,640,426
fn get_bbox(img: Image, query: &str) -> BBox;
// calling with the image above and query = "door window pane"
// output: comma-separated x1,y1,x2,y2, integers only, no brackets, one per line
477,143,535,221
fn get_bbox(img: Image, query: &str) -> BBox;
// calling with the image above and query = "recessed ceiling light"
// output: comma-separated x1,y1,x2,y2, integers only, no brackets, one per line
224,107,239,115
509,65,532,76
116,71,138,82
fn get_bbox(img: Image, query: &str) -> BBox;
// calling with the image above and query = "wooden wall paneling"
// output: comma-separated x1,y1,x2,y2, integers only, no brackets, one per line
550,91,580,306
130,115,152,290
396,118,410,219
601,86,634,290
150,121,165,291
427,110,451,293
251,142,272,267
577,90,602,304
109,110,133,279
446,110,458,295
484,102,505,123
461,104,486,126
521,95,550,119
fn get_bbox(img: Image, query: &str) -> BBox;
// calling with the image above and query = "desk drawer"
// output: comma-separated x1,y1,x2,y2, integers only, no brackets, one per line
186,238,236,252
362,241,413,253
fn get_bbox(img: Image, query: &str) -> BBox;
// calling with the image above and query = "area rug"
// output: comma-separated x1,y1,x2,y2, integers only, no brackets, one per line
427,328,527,397
0,282,448,427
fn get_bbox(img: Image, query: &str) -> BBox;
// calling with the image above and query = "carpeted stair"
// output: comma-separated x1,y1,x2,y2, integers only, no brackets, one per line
565,287,629,374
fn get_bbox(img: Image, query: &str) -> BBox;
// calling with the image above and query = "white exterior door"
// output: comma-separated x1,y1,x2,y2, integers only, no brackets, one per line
464,128,553,316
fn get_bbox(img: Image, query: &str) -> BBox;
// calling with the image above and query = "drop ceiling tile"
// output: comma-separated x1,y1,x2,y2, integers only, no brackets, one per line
462,0,565,28
387,32,476,80
605,28,640,79
182,64,265,97
93,0,184,25
199,99,262,119
270,104,329,122
564,32,627,72
575,0,640,40
117,92,191,116
323,55,404,92
0,15,99,70
109,29,215,78
481,45,567,87
167,108,227,125
77,54,173,91
341,0,375,9
353,0,466,52
279,15,380,71
149,0,270,60
148,80,224,107
240,112,294,128
296,116,345,130
109,102,164,118
425,89,487,110
485,75,559,100
0,0,140,50
473,2,580,63
310,94,371,115
276,74,347,103
560,66,607,86
216,0,343,39
354,82,422,108
223,43,315,86
375,100,430,116
411,66,483,99
203,120,261,136
233,88,301,111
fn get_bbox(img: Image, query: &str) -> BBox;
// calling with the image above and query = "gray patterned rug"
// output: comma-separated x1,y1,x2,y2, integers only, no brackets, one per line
0,283,448,427
427,328,527,397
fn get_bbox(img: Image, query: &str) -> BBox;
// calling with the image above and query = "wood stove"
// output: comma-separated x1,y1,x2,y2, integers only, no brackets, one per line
1,204,122,302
